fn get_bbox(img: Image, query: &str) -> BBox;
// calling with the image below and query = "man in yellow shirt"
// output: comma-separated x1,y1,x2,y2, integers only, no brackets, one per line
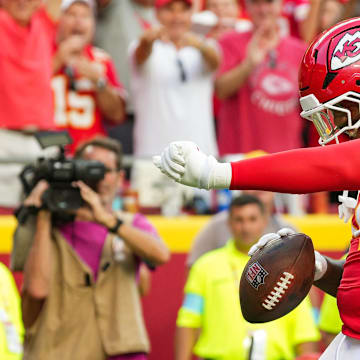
175,194,320,360
0,262,23,360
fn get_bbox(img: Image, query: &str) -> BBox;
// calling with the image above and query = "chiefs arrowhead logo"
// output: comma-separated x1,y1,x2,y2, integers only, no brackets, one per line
246,262,269,290
331,31,360,71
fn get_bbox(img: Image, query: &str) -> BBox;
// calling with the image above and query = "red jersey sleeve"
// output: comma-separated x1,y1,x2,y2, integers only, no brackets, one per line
105,58,120,88
230,139,360,193
89,47,125,94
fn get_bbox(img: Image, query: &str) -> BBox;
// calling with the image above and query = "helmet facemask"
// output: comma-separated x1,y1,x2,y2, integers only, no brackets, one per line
300,91,360,145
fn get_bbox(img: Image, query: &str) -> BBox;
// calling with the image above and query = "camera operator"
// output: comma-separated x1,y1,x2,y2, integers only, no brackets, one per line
15,136,170,360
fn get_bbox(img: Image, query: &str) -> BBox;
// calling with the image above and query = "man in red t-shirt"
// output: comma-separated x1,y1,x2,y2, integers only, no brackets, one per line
52,0,126,153
0,0,60,131
0,0,61,208
215,0,306,157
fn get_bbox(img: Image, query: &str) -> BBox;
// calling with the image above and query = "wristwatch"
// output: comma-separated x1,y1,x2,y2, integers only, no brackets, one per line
108,216,124,233
96,77,108,91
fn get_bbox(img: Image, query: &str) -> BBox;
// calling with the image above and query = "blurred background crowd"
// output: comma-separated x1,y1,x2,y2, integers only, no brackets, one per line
0,0,359,359
1,0,359,216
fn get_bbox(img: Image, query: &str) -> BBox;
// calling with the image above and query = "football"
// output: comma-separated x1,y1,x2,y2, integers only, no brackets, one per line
240,233,315,323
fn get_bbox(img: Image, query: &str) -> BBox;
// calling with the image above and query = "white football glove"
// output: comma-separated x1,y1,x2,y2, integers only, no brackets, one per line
248,228,328,281
248,228,295,256
153,141,231,190
338,193,357,223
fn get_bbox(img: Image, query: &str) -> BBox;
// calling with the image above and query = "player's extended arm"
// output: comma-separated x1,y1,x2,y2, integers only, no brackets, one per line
153,140,360,193
229,139,360,193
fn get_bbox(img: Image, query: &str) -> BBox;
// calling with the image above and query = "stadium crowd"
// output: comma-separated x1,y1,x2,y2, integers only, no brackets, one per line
0,0,359,359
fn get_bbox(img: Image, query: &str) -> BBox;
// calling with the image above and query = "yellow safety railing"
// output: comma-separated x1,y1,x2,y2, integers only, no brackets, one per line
0,215,351,254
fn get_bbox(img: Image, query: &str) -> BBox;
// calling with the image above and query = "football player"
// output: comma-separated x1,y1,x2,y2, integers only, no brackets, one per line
154,17,360,359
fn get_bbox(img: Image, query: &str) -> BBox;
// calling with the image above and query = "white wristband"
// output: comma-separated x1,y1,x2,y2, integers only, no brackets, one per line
314,250,328,281
211,162,232,189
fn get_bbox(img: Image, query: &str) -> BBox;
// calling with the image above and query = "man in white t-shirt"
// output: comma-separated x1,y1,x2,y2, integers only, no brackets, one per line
129,0,220,209
95,0,157,154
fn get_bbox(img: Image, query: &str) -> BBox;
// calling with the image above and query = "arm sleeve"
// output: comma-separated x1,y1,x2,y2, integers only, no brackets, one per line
230,139,360,193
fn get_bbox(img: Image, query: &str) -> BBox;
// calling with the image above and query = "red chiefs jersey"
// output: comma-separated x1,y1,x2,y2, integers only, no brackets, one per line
336,199,360,339
52,45,124,153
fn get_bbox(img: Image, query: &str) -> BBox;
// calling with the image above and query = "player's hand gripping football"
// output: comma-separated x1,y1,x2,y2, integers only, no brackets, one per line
153,141,231,189
248,228,328,281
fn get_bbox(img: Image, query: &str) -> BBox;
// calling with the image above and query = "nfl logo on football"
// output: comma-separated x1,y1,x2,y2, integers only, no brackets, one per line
246,262,269,290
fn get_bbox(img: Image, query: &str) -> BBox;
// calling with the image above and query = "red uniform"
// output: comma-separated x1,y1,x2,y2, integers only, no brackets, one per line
229,138,360,338
337,201,360,340
230,139,360,193
52,45,124,153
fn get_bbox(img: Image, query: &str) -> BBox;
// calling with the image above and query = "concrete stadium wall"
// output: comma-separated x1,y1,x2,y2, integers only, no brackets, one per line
0,215,351,360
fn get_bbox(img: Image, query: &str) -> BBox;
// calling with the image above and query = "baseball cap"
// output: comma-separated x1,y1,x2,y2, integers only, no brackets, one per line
61,0,95,11
155,0,192,9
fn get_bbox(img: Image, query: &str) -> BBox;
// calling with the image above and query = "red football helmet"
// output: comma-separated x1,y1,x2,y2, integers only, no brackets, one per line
299,18,360,145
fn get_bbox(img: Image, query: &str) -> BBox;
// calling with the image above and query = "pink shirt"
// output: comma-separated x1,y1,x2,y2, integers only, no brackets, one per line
217,31,306,156
60,213,158,281
0,7,56,130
